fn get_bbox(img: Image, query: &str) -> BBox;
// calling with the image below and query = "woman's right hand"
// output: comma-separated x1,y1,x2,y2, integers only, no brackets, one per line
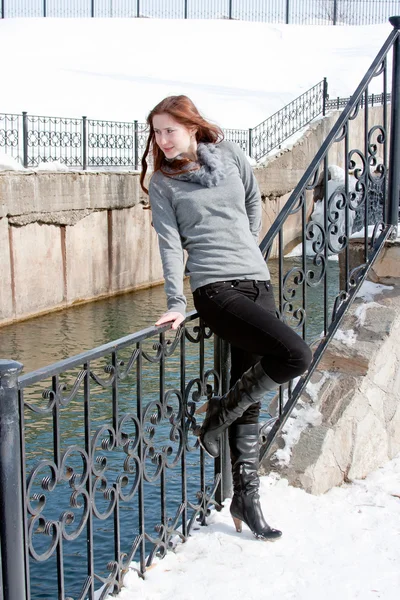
155,312,185,330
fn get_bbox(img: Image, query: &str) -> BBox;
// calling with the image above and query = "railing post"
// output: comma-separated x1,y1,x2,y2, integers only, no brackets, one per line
91,0,94,18
228,0,232,20
388,16,400,231
134,120,139,171
43,0,46,17
82,116,87,170
214,338,232,504
136,0,140,18
333,0,337,25
285,0,289,24
1,0,4,19
184,0,187,19
248,128,253,158
322,77,328,116
0,360,27,600
22,112,28,168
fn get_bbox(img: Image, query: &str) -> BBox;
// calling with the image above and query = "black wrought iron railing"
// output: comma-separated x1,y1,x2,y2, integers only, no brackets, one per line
258,16,400,459
1,0,399,25
0,81,391,169
0,317,232,600
250,79,328,161
1,15,400,600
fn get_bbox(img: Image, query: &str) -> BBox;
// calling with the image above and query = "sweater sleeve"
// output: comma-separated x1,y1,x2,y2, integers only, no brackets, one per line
149,175,187,317
232,143,262,243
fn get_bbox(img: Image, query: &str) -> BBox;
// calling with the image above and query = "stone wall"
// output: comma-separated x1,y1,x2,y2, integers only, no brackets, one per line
0,106,386,326
261,243,400,494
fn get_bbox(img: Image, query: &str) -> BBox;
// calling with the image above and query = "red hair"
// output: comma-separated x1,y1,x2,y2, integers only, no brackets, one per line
140,95,223,195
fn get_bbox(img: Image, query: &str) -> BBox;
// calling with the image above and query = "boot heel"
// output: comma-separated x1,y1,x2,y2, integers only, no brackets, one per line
195,401,209,415
232,516,242,533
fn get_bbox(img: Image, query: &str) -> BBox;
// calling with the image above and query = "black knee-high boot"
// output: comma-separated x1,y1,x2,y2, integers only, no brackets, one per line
229,423,282,541
197,361,278,458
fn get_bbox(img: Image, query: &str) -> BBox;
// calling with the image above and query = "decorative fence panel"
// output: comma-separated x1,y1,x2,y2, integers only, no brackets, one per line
2,0,400,25
0,316,232,599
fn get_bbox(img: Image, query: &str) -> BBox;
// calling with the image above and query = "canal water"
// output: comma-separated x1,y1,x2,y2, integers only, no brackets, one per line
0,257,340,599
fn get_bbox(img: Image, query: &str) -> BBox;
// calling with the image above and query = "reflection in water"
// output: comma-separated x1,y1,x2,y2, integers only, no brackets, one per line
0,258,339,371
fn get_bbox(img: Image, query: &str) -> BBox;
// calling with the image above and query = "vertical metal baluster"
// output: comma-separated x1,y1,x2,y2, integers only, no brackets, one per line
52,374,65,599
301,193,307,342
82,116,87,170
22,111,28,168
134,120,138,171
248,128,252,159
180,325,187,539
199,319,206,525
159,332,167,533
323,77,328,116
136,342,146,575
214,335,232,505
111,351,120,587
278,228,284,414
388,17,400,231
364,87,369,262
323,154,328,335
345,126,350,294
84,362,95,600
18,389,30,600
383,57,388,224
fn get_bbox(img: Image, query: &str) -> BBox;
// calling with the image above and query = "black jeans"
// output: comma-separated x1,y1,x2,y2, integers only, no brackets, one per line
193,279,312,424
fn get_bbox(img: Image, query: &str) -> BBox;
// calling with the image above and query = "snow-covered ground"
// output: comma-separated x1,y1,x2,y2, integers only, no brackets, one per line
0,19,392,128
108,455,400,600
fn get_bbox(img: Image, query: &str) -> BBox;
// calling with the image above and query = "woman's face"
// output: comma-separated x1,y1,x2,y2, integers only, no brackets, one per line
153,113,196,159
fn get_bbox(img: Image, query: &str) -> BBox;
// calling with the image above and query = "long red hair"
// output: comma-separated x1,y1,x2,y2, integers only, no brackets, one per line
140,95,223,195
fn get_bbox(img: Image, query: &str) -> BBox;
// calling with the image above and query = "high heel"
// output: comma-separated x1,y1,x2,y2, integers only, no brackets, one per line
229,423,282,542
232,515,242,533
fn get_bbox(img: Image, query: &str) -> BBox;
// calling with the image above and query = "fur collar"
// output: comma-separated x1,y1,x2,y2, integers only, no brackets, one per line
161,142,226,187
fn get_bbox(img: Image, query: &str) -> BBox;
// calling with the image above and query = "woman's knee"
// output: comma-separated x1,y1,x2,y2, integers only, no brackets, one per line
291,340,313,376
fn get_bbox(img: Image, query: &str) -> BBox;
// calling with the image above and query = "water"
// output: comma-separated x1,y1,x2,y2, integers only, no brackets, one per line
0,257,340,598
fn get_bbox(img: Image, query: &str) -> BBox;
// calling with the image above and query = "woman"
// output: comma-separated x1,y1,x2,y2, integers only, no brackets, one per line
140,95,312,541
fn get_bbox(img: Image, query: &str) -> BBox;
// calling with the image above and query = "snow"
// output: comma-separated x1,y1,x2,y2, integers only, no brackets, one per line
273,398,322,466
107,454,400,600
2,16,399,599
0,19,392,129
356,280,394,303
333,327,357,346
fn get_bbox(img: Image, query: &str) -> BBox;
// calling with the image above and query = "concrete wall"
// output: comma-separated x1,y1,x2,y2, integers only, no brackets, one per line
0,106,387,326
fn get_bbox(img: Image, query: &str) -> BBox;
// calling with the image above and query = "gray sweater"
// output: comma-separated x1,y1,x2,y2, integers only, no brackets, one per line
149,140,270,316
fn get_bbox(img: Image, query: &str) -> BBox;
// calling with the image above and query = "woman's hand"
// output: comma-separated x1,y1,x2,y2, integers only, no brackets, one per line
155,312,185,330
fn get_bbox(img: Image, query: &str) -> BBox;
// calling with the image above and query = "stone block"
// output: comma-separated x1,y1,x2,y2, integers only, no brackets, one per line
0,218,14,324
65,211,109,303
347,411,389,481
110,205,163,293
0,171,140,217
318,339,373,375
11,222,64,317
302,423,353,494
368,241,400,283
319,374,358,426
387,401,400,459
